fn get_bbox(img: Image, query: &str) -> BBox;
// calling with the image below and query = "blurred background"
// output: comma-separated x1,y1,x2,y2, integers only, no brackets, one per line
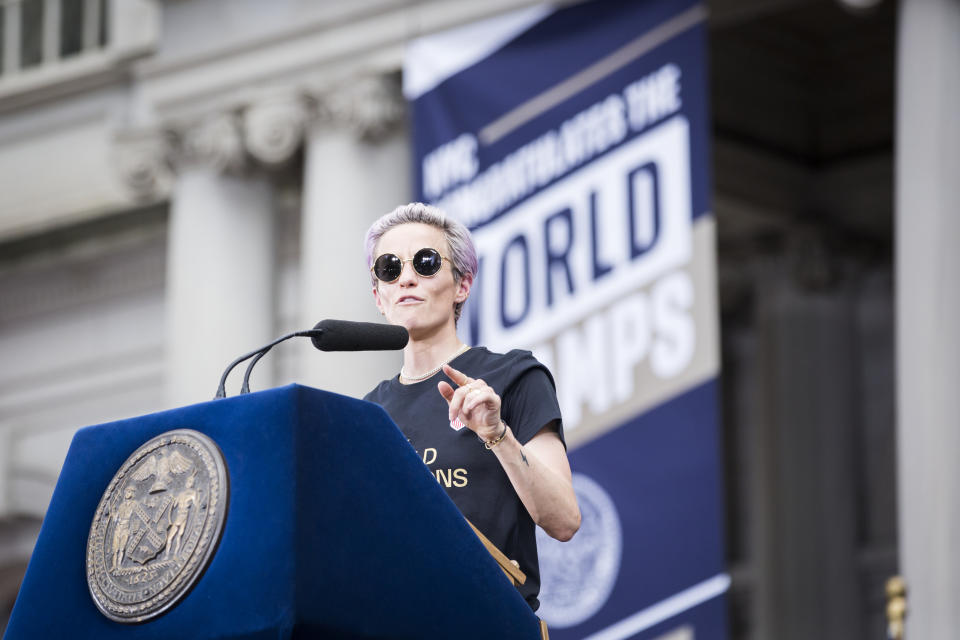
0,0,956,638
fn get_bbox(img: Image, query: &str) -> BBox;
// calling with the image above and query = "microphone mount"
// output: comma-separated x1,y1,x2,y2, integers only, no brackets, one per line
214,329,322,400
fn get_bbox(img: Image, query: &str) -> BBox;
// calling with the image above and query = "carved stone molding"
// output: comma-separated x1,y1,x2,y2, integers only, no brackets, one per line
320,74,404,142
113,129,174,202
113,72,403,194
177,112,246,174
243,96,309,167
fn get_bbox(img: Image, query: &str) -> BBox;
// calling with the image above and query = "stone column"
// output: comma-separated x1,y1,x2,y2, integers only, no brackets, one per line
752,248,861,640
895,1,960,638
164,114,275,406
299,75,410,398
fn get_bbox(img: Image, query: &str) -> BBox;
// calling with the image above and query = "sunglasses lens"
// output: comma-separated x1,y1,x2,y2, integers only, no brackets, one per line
374,254,402,282
413,248,443,276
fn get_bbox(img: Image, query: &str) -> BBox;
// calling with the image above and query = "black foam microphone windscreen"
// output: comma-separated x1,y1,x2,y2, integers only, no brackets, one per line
310,319,409,352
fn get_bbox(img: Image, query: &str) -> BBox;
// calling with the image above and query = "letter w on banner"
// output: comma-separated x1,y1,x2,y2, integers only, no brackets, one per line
406,1,728,637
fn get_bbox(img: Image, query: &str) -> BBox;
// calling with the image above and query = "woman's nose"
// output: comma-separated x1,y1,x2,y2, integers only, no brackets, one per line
397,260,418,285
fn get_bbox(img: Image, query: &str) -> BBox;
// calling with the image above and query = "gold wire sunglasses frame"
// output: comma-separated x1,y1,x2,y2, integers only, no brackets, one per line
371,247,452,283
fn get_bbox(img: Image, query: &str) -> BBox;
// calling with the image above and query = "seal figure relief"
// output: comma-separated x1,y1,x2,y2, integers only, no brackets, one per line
86,429,229,623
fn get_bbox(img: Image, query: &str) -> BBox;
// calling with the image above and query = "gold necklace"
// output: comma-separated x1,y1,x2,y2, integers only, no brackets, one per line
400,343,470,382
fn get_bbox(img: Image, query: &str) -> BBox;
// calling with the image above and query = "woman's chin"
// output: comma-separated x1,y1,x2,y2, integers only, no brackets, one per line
385,315,421,333
393,318,445,341
402,322,430,339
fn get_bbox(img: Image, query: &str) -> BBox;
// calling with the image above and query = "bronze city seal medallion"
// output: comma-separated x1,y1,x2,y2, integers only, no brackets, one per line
86,429,229,623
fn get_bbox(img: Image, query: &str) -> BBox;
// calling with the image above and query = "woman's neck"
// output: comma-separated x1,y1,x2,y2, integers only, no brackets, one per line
401,329,465,382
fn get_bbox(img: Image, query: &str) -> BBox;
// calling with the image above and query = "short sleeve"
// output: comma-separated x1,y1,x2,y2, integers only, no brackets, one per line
501,365,565,448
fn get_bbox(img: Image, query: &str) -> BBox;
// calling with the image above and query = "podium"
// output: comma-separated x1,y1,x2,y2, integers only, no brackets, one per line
5,384,543,639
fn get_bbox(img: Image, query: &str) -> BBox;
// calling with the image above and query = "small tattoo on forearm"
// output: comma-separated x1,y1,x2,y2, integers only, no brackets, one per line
520,449,529,467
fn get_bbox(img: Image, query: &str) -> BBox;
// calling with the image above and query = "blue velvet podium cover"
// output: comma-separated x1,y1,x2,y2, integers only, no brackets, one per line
6,385,541,639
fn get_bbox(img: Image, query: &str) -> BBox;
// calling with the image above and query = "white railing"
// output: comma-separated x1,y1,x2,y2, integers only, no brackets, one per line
1,0,106,76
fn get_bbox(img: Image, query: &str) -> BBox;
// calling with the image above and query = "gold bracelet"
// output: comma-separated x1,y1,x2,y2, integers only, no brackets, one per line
483,422,508,450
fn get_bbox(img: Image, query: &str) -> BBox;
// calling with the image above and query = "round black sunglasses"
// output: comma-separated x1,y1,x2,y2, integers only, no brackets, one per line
371,247,451,283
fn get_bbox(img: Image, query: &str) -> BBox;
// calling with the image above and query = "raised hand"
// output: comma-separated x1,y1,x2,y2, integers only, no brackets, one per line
438,364,502,441
439,364,581,541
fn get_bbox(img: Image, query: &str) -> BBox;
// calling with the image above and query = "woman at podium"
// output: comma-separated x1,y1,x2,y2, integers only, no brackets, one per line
363,202,581,611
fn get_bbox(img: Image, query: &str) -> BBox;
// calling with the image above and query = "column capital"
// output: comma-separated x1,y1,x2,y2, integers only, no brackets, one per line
112,128,175,202
242,94,310,168
317,73,404,142
176,112,247,174
115,112,247,198
113,72,403,198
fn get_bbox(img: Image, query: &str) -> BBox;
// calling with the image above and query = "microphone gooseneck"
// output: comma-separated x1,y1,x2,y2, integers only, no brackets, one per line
215,319,410,399
240,348,271,395
214,329,322,399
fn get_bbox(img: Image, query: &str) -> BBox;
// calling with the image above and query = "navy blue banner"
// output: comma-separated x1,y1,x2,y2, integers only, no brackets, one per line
406,1,727,637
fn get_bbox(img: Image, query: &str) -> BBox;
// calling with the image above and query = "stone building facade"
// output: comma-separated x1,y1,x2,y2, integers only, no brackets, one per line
0,0,956,638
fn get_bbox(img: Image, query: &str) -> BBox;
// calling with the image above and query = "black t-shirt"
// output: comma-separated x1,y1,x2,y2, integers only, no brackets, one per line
363,347,564,610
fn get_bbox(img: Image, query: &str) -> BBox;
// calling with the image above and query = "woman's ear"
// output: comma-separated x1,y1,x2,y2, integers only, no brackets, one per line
455,273,473,303
372,284,386,315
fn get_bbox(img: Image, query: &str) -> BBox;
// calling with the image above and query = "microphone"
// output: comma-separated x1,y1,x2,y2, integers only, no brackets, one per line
215,320,410,399
310,319,409,352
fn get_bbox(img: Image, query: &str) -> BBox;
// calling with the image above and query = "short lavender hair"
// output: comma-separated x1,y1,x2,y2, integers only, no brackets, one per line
364,203,479,320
